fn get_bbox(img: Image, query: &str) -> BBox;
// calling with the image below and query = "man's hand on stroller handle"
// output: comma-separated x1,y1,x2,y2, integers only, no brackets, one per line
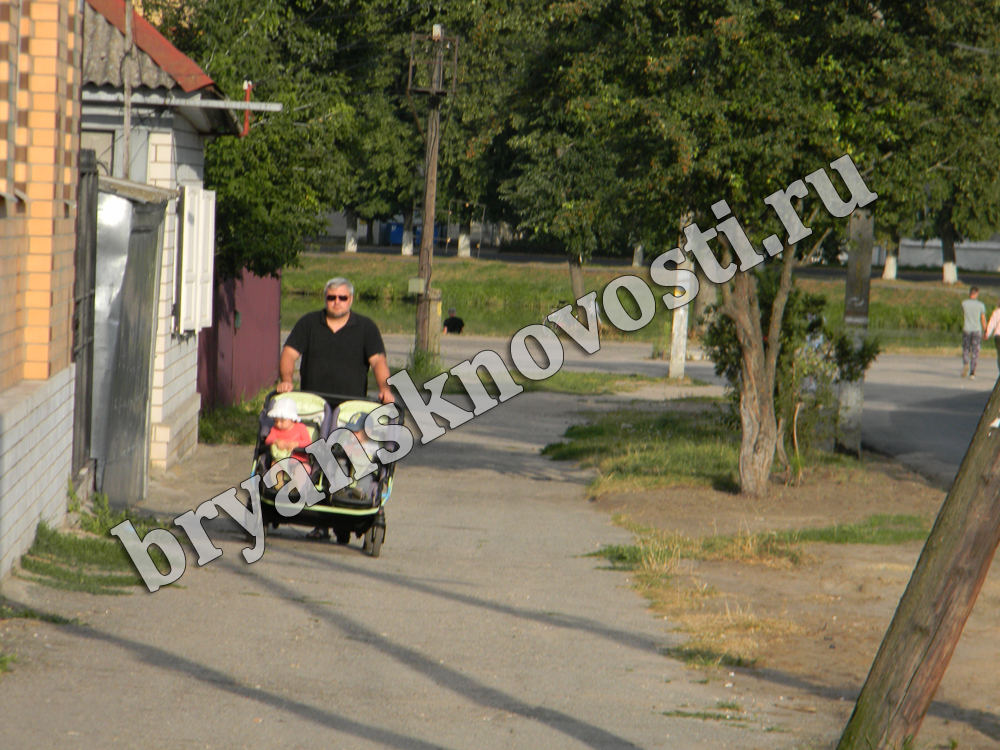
370,353,394,404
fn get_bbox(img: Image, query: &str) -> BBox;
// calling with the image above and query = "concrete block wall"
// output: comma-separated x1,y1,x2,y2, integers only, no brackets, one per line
146,117,205,472
899,237,1000,273
0,365,74,579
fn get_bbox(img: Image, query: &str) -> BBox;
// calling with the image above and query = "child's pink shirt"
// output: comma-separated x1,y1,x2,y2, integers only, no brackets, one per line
265,422,312,448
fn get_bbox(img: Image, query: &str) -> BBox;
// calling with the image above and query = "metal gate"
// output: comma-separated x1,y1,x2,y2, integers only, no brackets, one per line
71,149,98,479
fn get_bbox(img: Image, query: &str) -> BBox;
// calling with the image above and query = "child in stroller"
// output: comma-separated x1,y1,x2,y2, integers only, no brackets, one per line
264,397,313,487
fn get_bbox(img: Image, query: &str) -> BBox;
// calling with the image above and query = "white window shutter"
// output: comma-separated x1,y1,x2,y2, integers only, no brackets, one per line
197,189,216,329
178,183,202,332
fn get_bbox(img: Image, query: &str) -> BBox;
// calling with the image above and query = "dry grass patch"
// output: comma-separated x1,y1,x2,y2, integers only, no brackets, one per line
594,515,803,667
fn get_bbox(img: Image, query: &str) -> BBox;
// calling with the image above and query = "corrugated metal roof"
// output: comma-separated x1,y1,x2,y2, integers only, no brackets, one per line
83,0,214,93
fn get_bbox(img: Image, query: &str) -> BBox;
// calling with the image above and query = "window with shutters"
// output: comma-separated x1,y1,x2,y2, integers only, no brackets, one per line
174,183,216,333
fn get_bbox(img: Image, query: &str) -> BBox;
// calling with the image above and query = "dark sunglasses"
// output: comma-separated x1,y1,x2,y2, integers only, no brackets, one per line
326,294,351,302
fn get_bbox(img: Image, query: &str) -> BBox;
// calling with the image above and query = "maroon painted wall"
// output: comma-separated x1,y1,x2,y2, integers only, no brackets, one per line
198,270,281,411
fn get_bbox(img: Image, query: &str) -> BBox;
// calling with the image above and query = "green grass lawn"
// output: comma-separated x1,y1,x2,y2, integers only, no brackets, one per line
799,277,1000,351
282,253,676,343
17,494,172,595
543,405,741,494
282,253,996,353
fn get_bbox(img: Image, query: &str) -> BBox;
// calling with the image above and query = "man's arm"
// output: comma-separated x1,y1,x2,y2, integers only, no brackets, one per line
368,353,394,403
278,345,301,393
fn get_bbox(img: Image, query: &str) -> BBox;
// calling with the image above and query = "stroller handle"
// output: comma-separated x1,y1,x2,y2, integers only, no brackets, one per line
265,389,404,426
266,389,384,404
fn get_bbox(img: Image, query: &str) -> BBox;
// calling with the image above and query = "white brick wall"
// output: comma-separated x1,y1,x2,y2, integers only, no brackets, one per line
146,119,207,472
0,366,75,580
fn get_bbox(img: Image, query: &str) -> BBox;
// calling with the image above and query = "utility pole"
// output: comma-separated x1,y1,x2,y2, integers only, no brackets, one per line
837,374,1000,749
122,0,134,180
407,25,459,356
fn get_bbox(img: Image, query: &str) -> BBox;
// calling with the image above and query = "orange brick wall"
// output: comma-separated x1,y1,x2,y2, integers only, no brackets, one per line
0,0,80,390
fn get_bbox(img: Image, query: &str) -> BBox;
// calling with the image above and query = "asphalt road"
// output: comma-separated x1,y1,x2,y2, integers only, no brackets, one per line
384,333,995,487
861,353,997,486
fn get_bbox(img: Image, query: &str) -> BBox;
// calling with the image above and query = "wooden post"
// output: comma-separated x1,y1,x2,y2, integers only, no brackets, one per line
837,375,1000,749
415,32,445,355
835,210,873,455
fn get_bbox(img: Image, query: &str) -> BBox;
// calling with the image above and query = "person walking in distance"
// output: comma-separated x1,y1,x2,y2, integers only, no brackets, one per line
961,286,987,380
442,307,465,334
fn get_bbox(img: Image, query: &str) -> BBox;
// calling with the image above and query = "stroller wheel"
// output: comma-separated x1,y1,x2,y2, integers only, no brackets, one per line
363,524,385,558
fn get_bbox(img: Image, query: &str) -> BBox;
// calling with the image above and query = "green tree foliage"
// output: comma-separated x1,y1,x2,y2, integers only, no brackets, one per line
147,0,549,271
861,4,1000,280
497,0,923,495
146,0,358,278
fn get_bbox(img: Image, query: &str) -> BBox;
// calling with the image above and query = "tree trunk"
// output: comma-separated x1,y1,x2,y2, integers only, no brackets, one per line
691,262,716,336
568,255,587,317
632,243,644,267
721,239,796,498
728,272,779,497
457,221,472,257
836,210,874,456
882,239,898,280
669,252,695,379
345,207,358,253
940,207,958,284
365,218,375,246
669,303,688,380
401,208,414,256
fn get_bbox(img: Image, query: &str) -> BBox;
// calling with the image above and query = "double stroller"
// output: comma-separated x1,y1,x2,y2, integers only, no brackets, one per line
250,390,402,557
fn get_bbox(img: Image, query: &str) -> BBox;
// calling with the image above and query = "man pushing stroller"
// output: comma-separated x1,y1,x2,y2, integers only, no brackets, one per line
277,277,394,405
276,277,394,539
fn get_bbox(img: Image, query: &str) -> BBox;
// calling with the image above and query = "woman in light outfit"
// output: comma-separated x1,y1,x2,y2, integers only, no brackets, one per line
985,305,1000,374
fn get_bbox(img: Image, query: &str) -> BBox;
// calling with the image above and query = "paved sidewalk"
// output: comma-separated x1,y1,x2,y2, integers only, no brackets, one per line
0,391,842,750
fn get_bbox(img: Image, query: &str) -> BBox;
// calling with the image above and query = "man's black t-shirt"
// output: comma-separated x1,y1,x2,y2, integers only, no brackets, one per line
284,311,385,397
443,316,465,334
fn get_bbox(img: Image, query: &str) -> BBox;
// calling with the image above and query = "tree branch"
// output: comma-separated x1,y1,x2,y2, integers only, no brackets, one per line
803,227,833,265
764,237,797,385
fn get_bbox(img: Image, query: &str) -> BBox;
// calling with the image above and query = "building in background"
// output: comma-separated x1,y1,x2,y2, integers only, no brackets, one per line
80,0,239,475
